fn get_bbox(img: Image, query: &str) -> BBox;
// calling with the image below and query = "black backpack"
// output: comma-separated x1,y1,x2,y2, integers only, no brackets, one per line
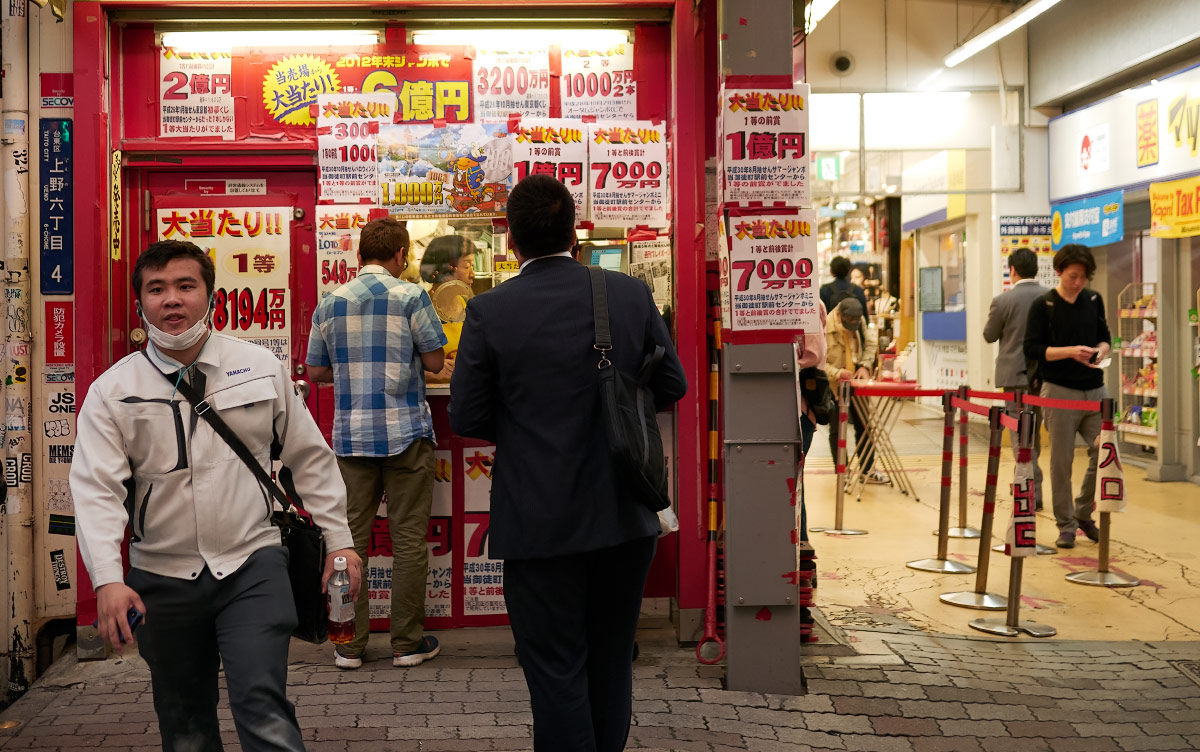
799,366,835,425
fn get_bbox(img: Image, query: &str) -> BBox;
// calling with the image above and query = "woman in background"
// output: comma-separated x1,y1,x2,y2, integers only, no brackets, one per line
420,235,476,383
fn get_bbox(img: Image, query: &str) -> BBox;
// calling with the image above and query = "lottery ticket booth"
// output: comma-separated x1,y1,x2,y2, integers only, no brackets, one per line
71,1,712,635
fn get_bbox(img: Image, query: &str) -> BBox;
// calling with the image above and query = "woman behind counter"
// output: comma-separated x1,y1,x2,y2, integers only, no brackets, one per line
420,234,476,383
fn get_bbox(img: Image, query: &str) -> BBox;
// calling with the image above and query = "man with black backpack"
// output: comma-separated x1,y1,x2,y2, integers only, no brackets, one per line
449,175,687,752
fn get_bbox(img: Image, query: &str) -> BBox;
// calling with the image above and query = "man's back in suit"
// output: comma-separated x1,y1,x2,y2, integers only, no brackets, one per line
449,256,687,559
984,279,1047,388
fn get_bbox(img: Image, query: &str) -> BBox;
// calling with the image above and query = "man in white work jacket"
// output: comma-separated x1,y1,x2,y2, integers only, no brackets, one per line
72,239,361,752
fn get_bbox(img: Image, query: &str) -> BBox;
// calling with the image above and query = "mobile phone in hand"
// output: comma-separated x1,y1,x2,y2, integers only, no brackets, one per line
1089,351,1101,365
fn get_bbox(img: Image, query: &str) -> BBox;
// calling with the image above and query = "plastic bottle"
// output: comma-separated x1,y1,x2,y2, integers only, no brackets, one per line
327,556,355,644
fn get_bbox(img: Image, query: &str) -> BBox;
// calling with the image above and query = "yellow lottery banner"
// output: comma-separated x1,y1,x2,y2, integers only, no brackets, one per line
1150,175,1200,238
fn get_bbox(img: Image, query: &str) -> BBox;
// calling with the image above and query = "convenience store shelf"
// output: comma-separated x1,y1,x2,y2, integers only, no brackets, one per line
1119,308,1158,318
1118,426,1159,448
1122,348,1158,358
1121,388,1158,398
1118,423,1158,437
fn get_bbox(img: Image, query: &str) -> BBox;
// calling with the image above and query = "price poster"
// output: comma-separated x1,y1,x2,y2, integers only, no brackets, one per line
629,237,672,310
723,211,819,334
561,42,637,120
156,205,291,363
158,48,234,139
462,446,505,616
720,86,810,206
512,118,589,219
316,93,393,204
315,206,375,299
588,122,668,227
474,47,551,122
999,215,1054,292
378,122,513,219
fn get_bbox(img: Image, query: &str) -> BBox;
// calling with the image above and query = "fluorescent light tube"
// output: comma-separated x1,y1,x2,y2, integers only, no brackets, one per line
943,0,1062,68
411,29,629,49
161,29,382,52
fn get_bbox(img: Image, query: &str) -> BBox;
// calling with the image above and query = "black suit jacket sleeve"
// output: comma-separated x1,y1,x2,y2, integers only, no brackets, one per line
448,299,497,442
642,283,688,408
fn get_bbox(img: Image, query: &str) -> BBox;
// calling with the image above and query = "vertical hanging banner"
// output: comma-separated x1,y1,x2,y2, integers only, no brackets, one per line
44,302,73,365
474,46,551,122
39,119,73,294
588,121,668,227
560,42,637,120
628,237,673,310
315,205,374,299
316,93,393,204
1096,422,1126,513
720,86,811,206
158,48,235,139
157,206,292,363
1005,450,1038,556
512,118,588,219
378,123,512,219
721,212,820,335
462,445,505,617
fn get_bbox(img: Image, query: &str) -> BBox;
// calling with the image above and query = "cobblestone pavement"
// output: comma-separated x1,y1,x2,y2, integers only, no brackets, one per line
3,615,1200,751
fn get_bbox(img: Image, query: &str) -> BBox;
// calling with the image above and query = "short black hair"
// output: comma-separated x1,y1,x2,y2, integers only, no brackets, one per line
359,217,409,265
133,240,215,300
1008,248,1039,280
830,256,852,279
1053,244,1096,278
420,235,473,283
506,174,575,258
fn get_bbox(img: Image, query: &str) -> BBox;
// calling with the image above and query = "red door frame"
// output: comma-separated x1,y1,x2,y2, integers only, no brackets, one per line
72,0,707,630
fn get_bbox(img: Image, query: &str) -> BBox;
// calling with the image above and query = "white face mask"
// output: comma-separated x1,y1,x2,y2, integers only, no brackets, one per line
140,297,213,352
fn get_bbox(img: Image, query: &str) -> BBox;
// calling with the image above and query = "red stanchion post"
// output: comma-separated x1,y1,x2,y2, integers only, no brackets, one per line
992,389,1056,556
970,410,1056,637
941,405,1008,610
812,380,867,536
946,385,981,539
908,392,975,574
1065,398,1139,588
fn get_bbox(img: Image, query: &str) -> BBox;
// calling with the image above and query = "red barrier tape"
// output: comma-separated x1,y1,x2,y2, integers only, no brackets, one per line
999,413,1019,431
1022,394,1102,412
853,386,945,398
967,390,1016,402
950,397,991,418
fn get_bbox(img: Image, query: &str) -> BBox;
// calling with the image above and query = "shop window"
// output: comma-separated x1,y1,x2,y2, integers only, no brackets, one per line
937,227,965,311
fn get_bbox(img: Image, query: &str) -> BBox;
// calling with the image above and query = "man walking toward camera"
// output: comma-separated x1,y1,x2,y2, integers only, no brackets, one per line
984,247,1048,510
1024,244,1111,549
449,175,687,752
307,216,447,670
72,239,360,752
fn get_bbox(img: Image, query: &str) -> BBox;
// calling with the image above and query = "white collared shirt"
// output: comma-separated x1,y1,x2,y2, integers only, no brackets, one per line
72,333,354,587
519,250,574,271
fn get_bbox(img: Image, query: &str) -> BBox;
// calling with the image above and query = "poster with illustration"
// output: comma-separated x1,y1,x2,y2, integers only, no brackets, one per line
377,123,513,219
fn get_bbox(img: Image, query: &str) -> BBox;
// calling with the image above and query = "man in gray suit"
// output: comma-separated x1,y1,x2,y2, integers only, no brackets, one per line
983,248,1047,509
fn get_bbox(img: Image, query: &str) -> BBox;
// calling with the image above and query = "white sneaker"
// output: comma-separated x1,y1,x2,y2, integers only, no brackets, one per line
334,650,362,670
865,470,890,485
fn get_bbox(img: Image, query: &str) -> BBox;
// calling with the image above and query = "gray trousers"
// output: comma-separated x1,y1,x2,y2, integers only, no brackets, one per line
127,545,304,752
1000,389,1042,507
1040,383,1107,536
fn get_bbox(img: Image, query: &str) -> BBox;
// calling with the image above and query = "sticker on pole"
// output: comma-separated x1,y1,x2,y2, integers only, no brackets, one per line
1005,450,1038,556
1096,423,1126,513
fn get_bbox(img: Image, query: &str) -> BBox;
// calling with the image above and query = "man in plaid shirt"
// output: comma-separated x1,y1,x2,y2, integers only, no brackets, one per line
307,216,447,669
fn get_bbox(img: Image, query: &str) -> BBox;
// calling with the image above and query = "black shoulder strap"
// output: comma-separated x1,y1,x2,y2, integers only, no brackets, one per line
588,266,611,350
139,349,293,524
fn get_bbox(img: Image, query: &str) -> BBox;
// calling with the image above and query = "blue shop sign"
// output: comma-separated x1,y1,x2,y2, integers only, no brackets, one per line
40,118,73,295
1050,190,1123,250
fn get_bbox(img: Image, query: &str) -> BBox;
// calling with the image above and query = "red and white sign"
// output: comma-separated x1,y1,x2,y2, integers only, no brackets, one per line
40,73,74,109
45,302,73,365
512,119,589,219
159,48,235,140
587,121,668,227
474,47,551,122
719,211,820,335
462,446,504,616
720,86,811,206
317,93,393,204
560,43,636,121
1096,422,1126,514
1078,123,1110,176
1005,448,1038,557
315,206,373,299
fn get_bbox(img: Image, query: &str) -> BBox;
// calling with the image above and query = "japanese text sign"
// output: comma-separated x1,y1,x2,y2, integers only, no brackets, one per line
39,119,73,294
1004,450,1038,557
721,86,810,207
720,211,820,335
159,48,234,140
474,47,551,122
317,93,393,204
315,206,373,299
1150,175,1200,238
1096,425,1126,514
998,215,1054,292
1050,190,1123,249
560,43,636,121
157,205,292,363
587,121,668,227
378,123,512,219
44,302,73,365
512,119,589,219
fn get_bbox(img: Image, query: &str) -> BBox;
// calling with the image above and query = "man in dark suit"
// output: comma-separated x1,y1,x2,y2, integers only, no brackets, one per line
983,247,1048,510
449,174,687,751
819,255,869,326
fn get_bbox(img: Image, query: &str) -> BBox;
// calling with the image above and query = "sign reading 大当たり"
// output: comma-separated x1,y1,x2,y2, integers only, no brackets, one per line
720,86,810,207
718,211,820,336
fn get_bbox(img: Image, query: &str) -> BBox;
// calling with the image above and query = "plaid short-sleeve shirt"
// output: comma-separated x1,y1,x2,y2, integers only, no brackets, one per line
307,265,448,457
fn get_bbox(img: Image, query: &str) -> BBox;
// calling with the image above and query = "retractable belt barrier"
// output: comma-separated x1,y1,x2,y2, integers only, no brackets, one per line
1021,394,1102,412
906,392,977,575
